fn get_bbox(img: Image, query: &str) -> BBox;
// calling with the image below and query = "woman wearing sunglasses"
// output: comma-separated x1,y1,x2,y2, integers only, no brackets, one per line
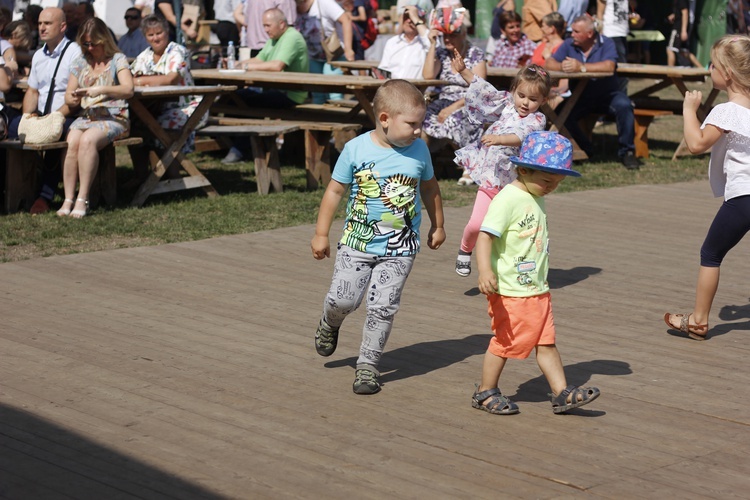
58,17,133,218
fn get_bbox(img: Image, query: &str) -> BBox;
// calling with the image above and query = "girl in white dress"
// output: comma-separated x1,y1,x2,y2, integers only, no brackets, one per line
450,49,549,277
665,35,750,340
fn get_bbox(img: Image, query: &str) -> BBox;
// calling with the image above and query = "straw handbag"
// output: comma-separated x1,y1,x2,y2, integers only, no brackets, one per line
17,111,65,144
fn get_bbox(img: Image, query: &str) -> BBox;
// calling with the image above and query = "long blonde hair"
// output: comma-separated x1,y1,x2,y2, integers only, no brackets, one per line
77,17,120,62
710,34,750,93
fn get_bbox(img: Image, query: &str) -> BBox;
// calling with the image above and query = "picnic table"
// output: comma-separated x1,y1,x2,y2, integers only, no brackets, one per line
618,63,715,159
487,66,615,160
191,69,448,126
128,84,237,207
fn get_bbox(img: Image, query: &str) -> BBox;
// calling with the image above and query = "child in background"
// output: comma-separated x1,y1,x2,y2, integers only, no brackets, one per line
472,131,600,415
451,48,549,277
311,79,445,395
664,35,750,340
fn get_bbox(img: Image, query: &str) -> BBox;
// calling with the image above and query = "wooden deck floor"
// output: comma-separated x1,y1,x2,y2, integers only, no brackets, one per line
2,180,750,499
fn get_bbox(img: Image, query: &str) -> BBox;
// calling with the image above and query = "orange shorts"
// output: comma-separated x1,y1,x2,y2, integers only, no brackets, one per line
487,292,556,359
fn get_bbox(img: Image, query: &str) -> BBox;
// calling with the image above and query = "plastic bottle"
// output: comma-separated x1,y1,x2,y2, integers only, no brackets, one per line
227,41,235,69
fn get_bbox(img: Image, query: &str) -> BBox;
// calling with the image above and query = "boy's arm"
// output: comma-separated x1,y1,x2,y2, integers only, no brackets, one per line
419,176,445,250
476,231,498,295
312,180,348,259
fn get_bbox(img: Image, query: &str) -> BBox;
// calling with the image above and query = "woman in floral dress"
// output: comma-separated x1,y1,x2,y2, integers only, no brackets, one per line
58,18,133,218
422,7,486,155
128,14,205,185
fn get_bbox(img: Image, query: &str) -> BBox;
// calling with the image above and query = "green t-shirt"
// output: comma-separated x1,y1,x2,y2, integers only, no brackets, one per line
257,27,310,104
480,184,550,297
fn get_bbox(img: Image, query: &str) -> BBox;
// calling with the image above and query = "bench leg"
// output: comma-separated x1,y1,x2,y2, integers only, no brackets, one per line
305,130,332,190
90,144,117,208
634,115,654,159
4,150,38,214
250,135,283,195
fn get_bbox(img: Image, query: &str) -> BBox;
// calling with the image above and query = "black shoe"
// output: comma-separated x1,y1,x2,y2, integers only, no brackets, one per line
621,151,640,170
353,367,381,394
315,319,339,357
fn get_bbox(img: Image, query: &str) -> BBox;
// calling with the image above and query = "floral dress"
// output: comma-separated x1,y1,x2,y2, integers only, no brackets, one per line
454,76,546,190
69,52,130,142
131,41,206,152
422,44,486,149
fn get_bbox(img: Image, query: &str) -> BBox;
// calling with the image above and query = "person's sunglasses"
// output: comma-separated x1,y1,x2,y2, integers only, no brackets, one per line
124,15,140,20
81,41,100,48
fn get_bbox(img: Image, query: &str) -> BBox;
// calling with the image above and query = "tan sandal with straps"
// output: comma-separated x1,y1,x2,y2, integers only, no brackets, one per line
664,313,708,341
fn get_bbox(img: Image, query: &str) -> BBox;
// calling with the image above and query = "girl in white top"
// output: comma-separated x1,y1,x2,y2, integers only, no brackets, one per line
665,35,750,341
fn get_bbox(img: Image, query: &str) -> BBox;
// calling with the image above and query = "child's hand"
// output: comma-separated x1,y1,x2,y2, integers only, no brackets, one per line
426,226,445,250
450,48,466,74
477,270,498,296
683,90,702,114
480,134,504,146
311,235,330,259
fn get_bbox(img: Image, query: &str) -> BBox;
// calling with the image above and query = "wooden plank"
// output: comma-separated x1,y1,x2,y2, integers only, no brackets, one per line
3,181,750,497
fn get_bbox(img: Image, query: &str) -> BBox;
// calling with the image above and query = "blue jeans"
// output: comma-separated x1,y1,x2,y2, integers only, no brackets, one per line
562,86,635,158
309,57,344,104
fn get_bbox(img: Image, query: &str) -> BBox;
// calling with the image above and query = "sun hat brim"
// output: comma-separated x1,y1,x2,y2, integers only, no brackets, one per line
510,157,581,177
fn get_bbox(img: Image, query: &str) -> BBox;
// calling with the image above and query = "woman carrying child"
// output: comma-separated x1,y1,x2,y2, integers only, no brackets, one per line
450,49,549,277
665,35,750,340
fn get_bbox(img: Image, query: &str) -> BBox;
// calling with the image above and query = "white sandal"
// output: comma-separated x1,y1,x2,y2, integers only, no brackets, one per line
69,198,89,218
457,175,473,186
56,198,74,217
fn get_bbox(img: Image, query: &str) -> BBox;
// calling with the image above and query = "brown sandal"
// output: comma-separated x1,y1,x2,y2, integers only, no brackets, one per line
664,313,708,341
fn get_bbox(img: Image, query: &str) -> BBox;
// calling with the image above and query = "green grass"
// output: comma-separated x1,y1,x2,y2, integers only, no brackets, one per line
0,80,716,263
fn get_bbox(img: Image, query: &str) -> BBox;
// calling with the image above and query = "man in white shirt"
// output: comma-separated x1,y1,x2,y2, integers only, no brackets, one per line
212,0,243,46
378,5,429,79
8,7,81,214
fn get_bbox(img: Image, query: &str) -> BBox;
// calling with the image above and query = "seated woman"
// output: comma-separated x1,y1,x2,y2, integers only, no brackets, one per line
58,18,134,218
486,10,537,67
0,8,18,74
3,20,34,76
128,14,205,186
531,11,567,107
422,7,486,154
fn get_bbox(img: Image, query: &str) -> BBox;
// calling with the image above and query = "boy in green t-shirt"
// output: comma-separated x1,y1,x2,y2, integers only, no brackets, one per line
472,131,601,415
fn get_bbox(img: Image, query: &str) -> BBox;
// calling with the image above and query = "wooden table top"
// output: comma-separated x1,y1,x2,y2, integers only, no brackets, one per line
191,69,448,90
616,63,709,81
487,66,614,81
133,84,237,97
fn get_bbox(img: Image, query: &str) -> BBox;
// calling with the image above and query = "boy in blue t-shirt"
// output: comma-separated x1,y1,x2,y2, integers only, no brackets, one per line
311,79,446,395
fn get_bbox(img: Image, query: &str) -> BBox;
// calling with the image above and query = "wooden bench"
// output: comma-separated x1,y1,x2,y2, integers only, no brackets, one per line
633,109,672,159
196,123,300,194
1,137,143,214
205,117,362,190
580,108,673,159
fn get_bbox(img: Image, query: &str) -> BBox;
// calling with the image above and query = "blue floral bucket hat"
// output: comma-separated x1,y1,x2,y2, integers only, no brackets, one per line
510,131,580,177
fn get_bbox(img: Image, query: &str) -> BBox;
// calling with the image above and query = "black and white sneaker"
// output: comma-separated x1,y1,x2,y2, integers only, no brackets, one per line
455,255,471,277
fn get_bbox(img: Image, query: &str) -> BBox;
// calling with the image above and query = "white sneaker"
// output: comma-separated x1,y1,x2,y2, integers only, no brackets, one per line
221,147,244,164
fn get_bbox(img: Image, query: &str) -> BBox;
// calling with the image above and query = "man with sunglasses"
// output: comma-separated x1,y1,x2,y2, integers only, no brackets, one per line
118,7,149,58
7,7,81,214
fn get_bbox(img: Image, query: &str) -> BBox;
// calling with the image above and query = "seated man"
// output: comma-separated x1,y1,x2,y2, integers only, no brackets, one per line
223,7,309,163
118,7,149,58
378,5,429,79
8,7,81,213
545,14,638,170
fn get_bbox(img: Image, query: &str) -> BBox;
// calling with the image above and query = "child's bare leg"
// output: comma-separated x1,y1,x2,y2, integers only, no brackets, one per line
536,345,567,396
692,265,719,326
478,350,507,393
